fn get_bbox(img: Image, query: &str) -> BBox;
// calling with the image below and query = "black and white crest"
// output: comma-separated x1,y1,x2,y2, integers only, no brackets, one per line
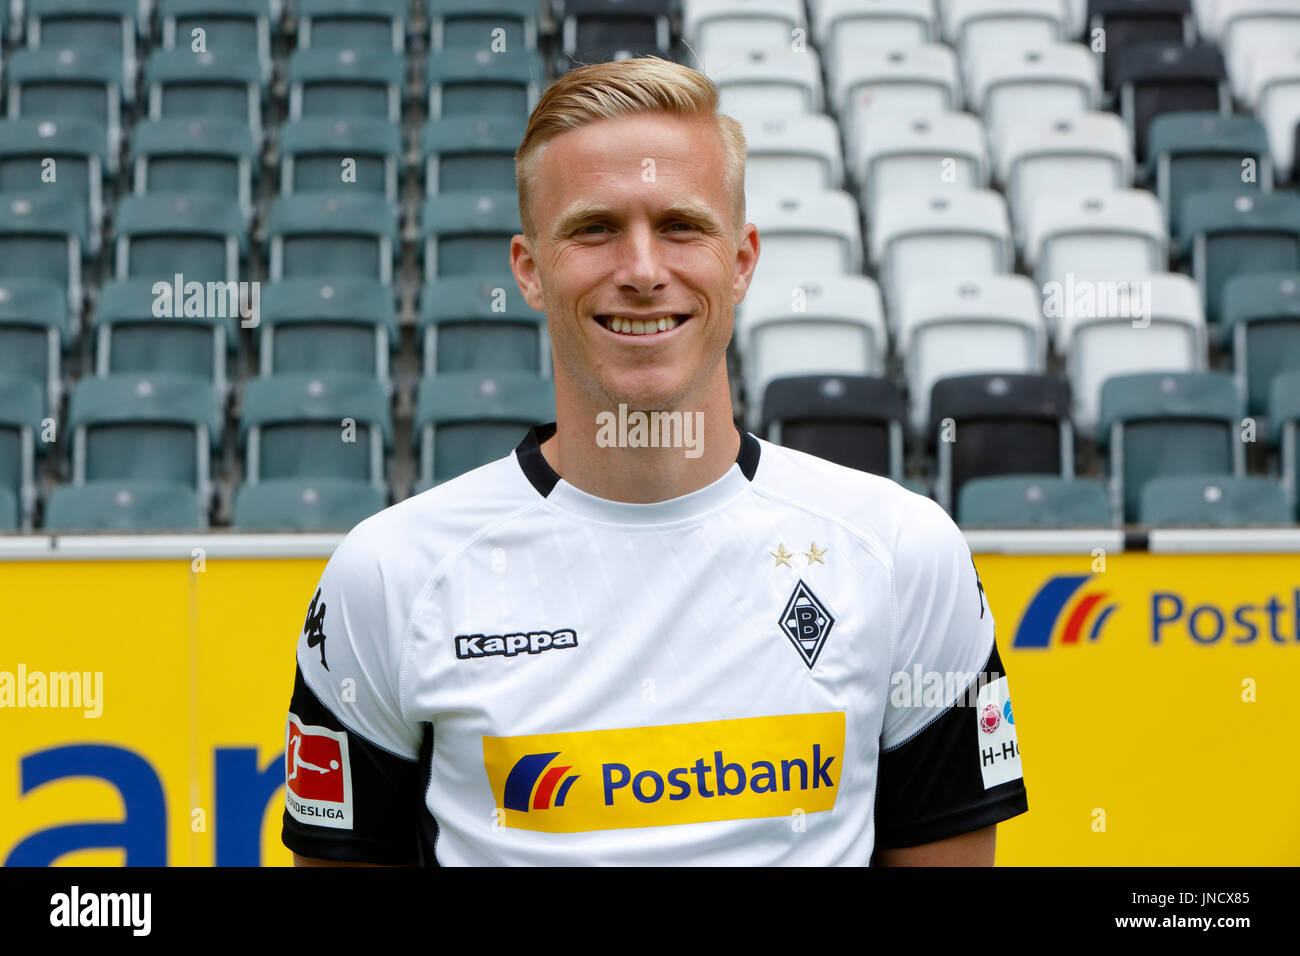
779,580,835,669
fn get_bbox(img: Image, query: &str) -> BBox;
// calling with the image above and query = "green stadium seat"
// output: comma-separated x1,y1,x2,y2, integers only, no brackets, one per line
44,480,205,531
0,279,69,418
421,190,520,281
92,279,233,397
0,376,44,530
1138,474,1292,526
130,118,257,220
232,477,386,530
24,0,138,98
1270,370,1300,520
6,47,125,162
158,0,273,80
0,487,18,532
958,475,1114,528
287,47,405,122
240,373,392,488
0,117,110,252
267,194,400,284
0,193,87,329
414,371,554,486
429,0,538,53
296,0,406,52
419,275,548,376
1147,112,1271,235
113,193,246,281
259,278,397,383
426,46,542,120
1221,272,1300,418
423,116,525,195
1099,371,1244,523
279,117,402,201
67,373,223,503
144,48,265,144
1177,190,1300,325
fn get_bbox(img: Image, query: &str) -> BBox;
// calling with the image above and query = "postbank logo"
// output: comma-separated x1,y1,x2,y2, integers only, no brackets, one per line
1013,574,1119,649
483,712,846,833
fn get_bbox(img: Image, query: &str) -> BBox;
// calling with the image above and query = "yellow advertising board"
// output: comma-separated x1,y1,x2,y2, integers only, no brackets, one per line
2,549,1297,865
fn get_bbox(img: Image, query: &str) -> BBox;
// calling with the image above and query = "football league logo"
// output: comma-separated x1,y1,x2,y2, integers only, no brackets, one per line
779,580,835,669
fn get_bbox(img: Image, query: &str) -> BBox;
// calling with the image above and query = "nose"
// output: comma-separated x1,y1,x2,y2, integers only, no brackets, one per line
615,221,669,297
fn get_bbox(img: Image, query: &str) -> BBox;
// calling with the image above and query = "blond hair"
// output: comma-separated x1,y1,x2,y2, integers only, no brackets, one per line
515,57,746,238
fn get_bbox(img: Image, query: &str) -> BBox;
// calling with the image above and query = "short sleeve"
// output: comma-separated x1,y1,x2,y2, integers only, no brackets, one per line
281,527,426,864
874,496,1028,849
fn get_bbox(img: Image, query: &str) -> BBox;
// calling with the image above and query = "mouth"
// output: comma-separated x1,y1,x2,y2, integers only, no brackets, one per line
594,313,693,338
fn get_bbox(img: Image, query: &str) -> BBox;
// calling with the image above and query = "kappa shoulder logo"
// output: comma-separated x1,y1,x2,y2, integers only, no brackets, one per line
303,587,329,670
779,580,835,669
455,628,579,660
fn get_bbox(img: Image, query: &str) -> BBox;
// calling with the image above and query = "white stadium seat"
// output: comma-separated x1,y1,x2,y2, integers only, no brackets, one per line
1026,189,1167,294
944,0,1070,87
701,45,825,117
740,112,845,193
967,43,1099,147
1245,50,1300,183
855,112,989,221
812,0,938,85
833,44,962,160
684,0,806,62
1214,0,1300,101
748,189,864,275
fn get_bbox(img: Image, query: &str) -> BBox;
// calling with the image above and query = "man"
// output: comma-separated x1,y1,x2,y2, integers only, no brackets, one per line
283,57,1027,866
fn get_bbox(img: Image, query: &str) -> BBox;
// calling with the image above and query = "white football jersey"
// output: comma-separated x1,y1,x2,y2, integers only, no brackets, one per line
282,424,1027,865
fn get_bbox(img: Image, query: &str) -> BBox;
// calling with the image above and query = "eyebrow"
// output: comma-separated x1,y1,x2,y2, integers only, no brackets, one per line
550,199,726,238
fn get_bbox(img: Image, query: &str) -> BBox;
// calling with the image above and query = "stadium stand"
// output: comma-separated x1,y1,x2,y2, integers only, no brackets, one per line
1138,474,1292,526
44,479,205,530
0,278,68,420
1221,271,1300,417
958,475,1113,528
418,274,550,377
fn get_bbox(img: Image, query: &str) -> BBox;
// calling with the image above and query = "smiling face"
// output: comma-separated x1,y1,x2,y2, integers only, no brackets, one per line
511,112,759,412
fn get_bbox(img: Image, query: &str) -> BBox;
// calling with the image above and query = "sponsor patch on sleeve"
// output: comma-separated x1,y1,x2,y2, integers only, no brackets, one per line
975,677,1022,789
285,712,354,830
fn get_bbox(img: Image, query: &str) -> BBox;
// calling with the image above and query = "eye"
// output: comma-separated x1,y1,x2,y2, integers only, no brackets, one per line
578,222,608,235
666,220,697,232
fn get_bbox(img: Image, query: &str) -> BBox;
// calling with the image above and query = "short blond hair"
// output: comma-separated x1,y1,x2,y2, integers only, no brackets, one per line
515,57,746,238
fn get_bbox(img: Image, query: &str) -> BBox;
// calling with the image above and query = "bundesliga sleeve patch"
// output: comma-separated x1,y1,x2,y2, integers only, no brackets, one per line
285,712,355,830
975,677,1022,789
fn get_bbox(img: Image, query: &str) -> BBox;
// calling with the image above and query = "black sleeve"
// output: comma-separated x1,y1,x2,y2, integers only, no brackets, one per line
281,665,426,865
873,640,1028,849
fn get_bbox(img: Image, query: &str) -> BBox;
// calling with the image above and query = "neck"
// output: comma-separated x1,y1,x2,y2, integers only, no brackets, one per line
539,368,741,503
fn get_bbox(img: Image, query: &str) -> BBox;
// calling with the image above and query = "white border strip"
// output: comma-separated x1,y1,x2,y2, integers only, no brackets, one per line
1147,528,1300,553
0,534,346,561
961,530,1127,555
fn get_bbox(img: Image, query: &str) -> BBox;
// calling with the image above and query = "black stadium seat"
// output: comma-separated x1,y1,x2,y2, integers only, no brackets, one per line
1086,0,1193,95
1111,42,1228,164
761,375,906,481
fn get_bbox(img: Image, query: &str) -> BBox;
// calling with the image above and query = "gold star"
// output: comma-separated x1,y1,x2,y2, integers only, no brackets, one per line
770,543,793,567
804,543,827,565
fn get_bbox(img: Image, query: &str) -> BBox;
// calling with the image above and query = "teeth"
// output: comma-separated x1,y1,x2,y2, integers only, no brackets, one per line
603,315,684,335
631,319,645,334
657,317,667,331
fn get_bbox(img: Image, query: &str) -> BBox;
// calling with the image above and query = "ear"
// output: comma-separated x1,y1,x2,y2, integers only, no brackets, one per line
510,233,547,313
731,222,760,306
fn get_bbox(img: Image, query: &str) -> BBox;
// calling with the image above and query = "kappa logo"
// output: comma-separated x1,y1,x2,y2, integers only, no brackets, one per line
779,580,835,669
455,628,579,660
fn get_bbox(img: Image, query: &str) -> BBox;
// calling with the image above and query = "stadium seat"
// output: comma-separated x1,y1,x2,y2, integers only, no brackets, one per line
288,47,405,123
1271,369,1300,518
944,0,1070,85
557,0,672,69
1147,113,1272,235
259,278,397,384
431,0,539,53
66,372,223,504
899,275,1047,434
1215,0,1300,102
232,477,386,530
929,373,1075,516
1221,271,1300,417
958,475,1113,527
1055,272,1206,434
92,278,234,400
130,118,257,221
701,46,824,119
423,116,526,196
0,193,87,329
737,275,887,428
1244,49,1300,184
996,113,1132,247
833,45,960,159
113,194,245,282
0,375,44,530
145,48,265,145
1177,190,1300,325
760,374,907,480
296,0,406,52
6,47,125,159
812,0,936,86
420,191,521,282
413,371,555,487
267,194,400,285
1025,189,1167,289
419,275,549,377
855,112,988,223
1086,0,1194,94
158,0,273,80
870,190,1012,318
1138,474,1292,526
0,279,68,418
0,488,18,532
280,117,402,202
0,117,109,254
44,480,205,531
426,47,542,120
685,0,805,62
741,113,844,195
1112,42,1229,163
746,191,863,277
1098,370,1243,522
240,373,392,488
24,0,138,99
968,43,1099,148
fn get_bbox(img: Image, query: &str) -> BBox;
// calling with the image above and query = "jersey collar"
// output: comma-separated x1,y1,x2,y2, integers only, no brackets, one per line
514,421,761,524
